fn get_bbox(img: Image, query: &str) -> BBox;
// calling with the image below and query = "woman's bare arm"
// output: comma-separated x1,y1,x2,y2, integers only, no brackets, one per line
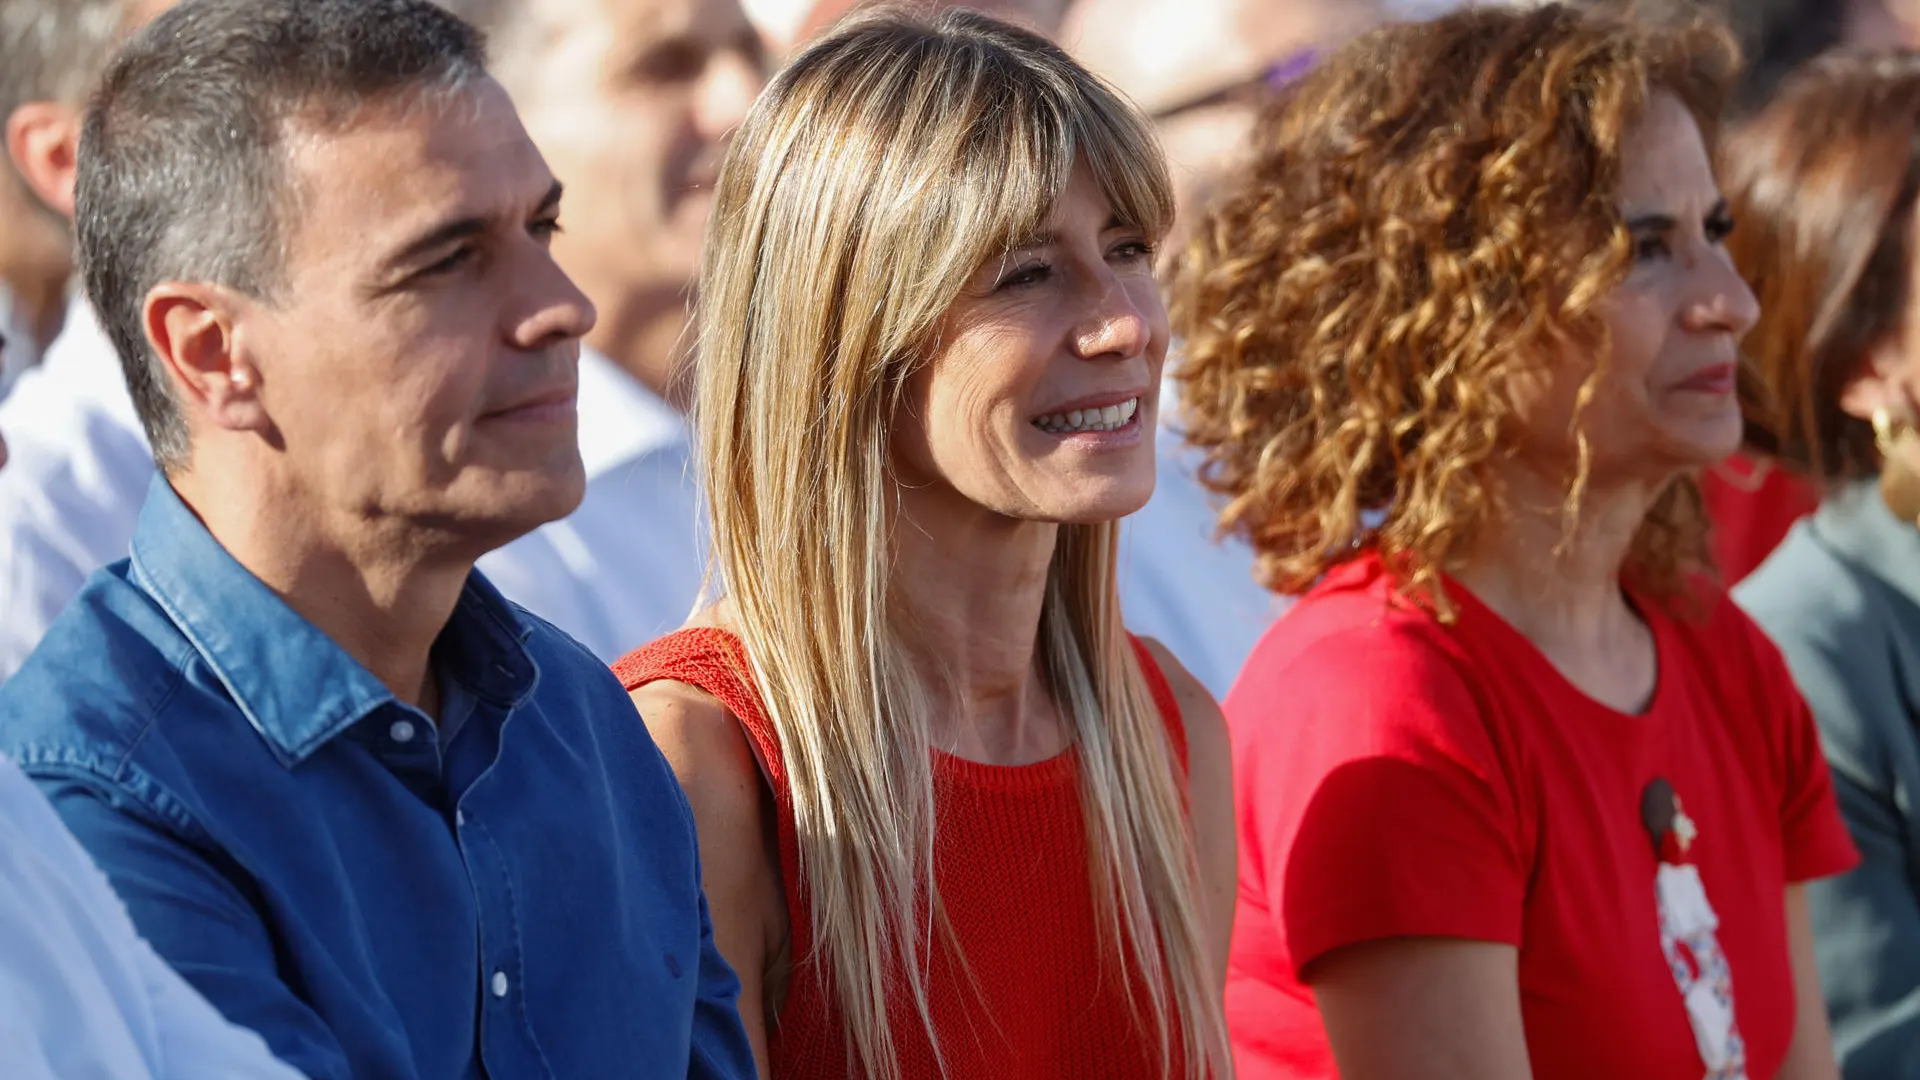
1139,638,1237,987
1313,937,1534,1080
633,681,788,1080
1776,885,1842,1080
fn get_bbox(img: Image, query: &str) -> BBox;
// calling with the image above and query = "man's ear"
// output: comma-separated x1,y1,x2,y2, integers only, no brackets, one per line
5,101,82,219
143,282,275,438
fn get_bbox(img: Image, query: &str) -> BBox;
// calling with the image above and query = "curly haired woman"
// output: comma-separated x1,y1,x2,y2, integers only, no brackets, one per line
1171,5,1857,1079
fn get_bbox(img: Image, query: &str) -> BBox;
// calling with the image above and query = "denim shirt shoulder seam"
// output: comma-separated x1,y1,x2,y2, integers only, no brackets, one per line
10,743,210,844
12,604,207,842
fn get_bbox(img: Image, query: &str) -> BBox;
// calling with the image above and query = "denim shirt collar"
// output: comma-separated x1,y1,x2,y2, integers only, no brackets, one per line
1811,477,1920,610
127,475,540,768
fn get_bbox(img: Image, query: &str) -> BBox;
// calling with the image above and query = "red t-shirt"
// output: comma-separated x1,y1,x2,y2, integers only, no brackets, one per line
1701,455,1819,585
1224,552,1858,1080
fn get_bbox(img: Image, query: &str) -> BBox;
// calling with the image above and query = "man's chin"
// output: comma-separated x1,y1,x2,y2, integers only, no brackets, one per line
441,464,586,544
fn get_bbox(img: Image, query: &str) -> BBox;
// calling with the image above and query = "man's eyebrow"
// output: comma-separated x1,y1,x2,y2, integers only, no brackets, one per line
378,180,566,277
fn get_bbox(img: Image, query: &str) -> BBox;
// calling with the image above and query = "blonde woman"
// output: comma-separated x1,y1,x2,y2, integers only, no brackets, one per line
612,9,1234,1080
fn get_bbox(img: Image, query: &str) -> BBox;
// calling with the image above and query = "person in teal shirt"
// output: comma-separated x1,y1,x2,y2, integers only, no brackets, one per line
1728,48,1920,1079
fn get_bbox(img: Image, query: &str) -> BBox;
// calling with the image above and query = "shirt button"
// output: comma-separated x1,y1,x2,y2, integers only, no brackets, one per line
455,809,466,827
389,720,416,744
491,971,509,998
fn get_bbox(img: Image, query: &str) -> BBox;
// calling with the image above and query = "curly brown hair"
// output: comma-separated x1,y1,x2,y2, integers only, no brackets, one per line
1170,1,1740,616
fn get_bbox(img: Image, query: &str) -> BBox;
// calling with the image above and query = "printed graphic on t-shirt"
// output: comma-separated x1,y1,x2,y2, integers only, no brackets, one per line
1650,793,1747,1080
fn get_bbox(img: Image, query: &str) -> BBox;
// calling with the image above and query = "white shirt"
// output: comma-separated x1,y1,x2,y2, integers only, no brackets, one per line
1117,394,1288,700
0,752,304,1079
478,348,706,662
0,300,154,680
0,282,46,399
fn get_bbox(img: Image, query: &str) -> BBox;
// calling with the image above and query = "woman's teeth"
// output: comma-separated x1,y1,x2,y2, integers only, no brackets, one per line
1033,397,1139,434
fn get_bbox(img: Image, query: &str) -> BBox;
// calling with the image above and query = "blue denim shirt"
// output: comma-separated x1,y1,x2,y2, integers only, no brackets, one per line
0,477,755,1080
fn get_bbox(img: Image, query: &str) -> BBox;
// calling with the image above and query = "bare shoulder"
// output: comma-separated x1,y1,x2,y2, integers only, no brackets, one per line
632,674,786,1049
1136,636,1239,973
1135,636,1229,752
630,680,765,814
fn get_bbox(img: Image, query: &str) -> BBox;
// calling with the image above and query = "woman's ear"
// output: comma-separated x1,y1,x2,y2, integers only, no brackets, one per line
1837,334,1911,422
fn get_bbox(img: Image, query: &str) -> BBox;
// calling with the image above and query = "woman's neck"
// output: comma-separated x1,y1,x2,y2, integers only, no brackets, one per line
1447,462,1664,712
891,484,1068,765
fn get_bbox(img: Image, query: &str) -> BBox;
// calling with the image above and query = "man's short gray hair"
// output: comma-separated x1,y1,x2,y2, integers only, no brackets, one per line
75,0,490,470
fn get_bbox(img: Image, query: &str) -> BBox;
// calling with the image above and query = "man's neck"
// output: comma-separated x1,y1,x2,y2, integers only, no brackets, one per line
0,262,72,356
0,187,74,354
171,469,470,714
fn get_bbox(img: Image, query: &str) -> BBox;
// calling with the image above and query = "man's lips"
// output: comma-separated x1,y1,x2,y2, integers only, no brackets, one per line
482,384,577,423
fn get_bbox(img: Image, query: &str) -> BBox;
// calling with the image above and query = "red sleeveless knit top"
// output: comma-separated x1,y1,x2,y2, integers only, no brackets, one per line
615,628,1192,1080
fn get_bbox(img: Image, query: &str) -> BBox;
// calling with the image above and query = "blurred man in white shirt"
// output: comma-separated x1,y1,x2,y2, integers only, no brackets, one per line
0,752,307,1080
0,3,166,392
436,0,764,660
0,0,175,678
0,319,296,1080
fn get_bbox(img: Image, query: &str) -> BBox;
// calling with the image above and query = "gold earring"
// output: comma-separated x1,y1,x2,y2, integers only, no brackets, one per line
1875,405,1920,528
1875,406,1908,458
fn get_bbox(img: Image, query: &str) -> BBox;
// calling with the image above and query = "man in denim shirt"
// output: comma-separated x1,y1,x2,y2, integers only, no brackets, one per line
0,1,755,1078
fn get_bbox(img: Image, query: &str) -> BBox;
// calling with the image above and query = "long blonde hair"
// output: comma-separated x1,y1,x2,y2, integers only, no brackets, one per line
693,7,1227,1079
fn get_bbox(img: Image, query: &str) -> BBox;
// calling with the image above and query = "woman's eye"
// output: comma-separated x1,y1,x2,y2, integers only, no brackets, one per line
1111,240,1156,263
996,262,1051,290
1634,235,1669,262
1704,214,1735,245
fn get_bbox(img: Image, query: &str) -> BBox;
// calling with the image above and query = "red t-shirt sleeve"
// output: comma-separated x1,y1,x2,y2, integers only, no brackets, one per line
1231,621,1529,983
1731,606,1859,882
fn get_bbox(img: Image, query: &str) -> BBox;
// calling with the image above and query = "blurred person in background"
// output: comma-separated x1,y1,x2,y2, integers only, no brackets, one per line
793,0,1068,44
1064,0,1405,239
0,0,766,673
0,748,307,1080
1728,51,1920,1080
0,0,756,1076
1856,1,1920,44
1721,0,1920,112
1059,0,1406,697
0,1,133,390
618,10,1234,1077
1682,0,1918,582
0,0,175,680
1176,5,1855,1077
0,324,299,1080
425,0,763,662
